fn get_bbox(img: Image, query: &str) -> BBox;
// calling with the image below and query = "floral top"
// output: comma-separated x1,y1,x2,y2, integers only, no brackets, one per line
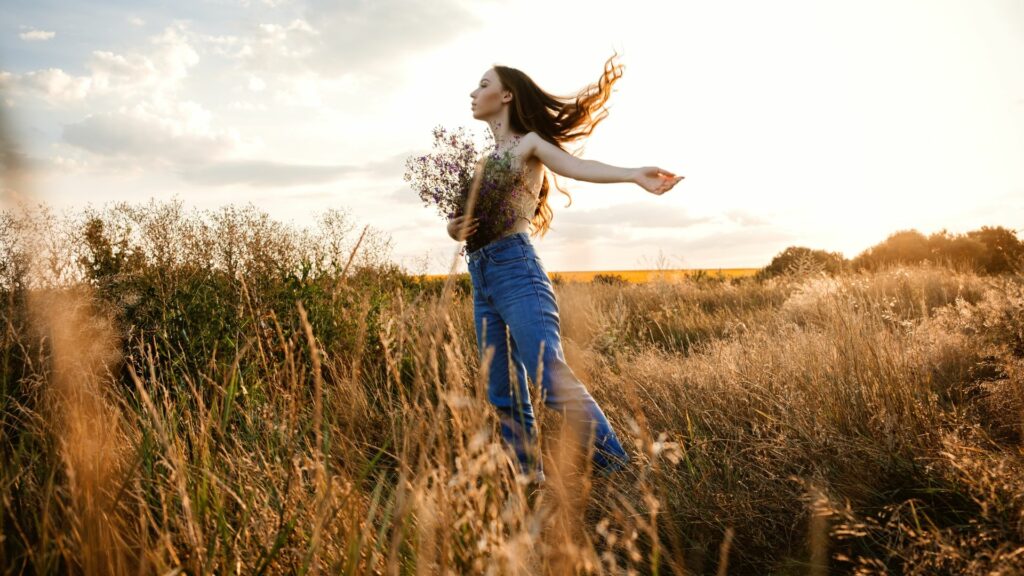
459,147,538,254
401,126,538,255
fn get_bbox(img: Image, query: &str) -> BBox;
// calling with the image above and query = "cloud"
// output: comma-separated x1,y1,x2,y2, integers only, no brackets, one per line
303,0,481,75
175,147,418,187
87,26,199,96
626,227,797,251
723,209,770,226
228,100,268,111
536,204,793,267
62,101,237,163
177,160,358,187
212,19,319,72
26,24,238,168
7,24,200,104
560,202,712,228
361,150,417,180
15,68,92,102
247,76,266,92
388,186,425,205
19,29,56,41
620,227,800,267
212,2,481,78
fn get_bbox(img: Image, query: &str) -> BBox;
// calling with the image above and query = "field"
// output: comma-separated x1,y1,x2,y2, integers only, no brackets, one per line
1,203,1023,575
419,268,761,284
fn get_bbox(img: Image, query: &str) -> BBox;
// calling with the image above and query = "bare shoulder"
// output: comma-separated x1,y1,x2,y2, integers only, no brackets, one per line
511,132,542,172
516,131,579,179
518,132,541,159
504,133,541,192
519,131,567,160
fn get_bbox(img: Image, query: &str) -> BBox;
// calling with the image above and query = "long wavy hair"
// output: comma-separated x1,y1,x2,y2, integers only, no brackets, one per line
491,52,624,238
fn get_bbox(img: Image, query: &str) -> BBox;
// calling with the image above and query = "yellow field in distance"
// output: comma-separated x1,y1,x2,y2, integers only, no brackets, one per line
418,268,760,283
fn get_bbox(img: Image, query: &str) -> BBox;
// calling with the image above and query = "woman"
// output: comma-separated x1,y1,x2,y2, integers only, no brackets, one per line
447,53,684,485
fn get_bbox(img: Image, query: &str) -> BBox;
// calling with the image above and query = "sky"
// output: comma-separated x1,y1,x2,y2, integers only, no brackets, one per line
1,0,1022,274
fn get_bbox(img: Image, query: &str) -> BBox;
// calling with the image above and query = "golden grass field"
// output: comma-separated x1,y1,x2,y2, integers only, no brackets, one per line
419,268,761,284
1,202,1023,575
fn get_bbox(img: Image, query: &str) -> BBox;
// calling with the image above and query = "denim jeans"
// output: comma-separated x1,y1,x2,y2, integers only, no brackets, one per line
465,232,630,482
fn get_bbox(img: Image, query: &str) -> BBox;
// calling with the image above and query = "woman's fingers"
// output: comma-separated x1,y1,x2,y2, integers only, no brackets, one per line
649,173,685,194
457,217,479,239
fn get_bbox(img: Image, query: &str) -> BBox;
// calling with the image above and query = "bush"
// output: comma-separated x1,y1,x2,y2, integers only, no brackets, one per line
852,226,1024,274
592,272,628,285
758,246,847,279
967,225,1024,274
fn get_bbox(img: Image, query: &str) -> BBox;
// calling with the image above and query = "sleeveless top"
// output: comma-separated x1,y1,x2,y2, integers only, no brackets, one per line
461,147,539,254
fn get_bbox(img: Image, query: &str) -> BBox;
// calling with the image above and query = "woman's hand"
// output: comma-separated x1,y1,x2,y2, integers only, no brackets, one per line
447,214,479,241
633,167,684,195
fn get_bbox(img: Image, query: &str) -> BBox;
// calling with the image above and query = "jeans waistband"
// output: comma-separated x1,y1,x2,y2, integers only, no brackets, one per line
466,232,530,264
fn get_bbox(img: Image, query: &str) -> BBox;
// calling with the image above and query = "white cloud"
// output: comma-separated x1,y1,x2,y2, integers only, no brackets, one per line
561,202,712,228
7,24,200,104
359,150,415,180
228,100,268,112
270,71,358,108
621,227,800,267
177,160,357,187
175,150,409,187
302,0,481,75
224,19,319,72
128,16,145,27
10,22,226,172
236,0,295,7
93,25,199,95
247,76,266,92
208,2,479,80
16,68,93,102
19,29,56,42
388,186,421,205
62,101,238,164
271,74,322,107
724,209,770,226
200,33,242,56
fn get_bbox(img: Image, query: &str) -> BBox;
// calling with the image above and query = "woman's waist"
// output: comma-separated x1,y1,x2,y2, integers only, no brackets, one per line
466,228,533,262
467,221,531,253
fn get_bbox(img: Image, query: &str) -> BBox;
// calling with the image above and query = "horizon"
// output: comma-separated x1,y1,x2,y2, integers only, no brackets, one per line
1,0,1022,275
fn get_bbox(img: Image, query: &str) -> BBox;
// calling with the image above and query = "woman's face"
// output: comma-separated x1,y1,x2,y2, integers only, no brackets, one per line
469,68,510,119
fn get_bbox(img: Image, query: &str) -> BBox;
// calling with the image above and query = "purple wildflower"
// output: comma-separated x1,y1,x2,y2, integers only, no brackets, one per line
403,125,530,252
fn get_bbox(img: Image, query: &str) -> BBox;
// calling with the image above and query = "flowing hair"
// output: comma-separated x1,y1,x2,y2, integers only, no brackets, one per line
491,51,625,238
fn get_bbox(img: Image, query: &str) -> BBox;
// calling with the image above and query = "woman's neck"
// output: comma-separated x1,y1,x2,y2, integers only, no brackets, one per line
487,119,522,153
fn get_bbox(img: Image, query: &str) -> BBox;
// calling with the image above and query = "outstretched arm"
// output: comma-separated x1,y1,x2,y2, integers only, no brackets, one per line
522,132,684,195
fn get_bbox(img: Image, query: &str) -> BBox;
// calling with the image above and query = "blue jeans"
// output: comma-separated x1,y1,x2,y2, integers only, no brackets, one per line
465,232,630,482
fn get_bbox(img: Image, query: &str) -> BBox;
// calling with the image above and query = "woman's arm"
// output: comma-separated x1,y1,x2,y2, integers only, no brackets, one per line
522,132,684,194
522,132,632,183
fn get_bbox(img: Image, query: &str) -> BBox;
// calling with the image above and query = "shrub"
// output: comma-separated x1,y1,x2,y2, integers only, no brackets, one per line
852,226,1024,274
758,246,847,279
592,272,628,285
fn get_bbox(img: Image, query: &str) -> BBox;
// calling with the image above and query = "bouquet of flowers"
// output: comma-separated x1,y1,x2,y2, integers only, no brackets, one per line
403,125,529,254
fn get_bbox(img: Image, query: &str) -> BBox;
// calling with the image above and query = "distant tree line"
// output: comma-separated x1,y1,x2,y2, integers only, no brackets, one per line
758,226,1023,279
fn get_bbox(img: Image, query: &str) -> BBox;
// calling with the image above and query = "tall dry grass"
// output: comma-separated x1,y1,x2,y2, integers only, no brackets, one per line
0,201,1022,574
